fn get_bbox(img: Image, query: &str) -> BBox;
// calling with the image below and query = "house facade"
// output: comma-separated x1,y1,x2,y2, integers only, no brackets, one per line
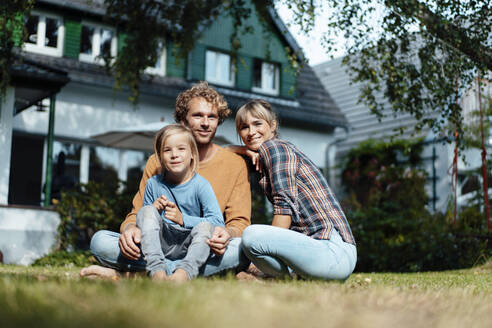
314,57,490,212
0,0,346,264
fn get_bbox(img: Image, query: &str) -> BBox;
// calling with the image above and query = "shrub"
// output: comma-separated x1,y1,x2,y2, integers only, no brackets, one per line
342,139,490,272
32,250,94,267
55,181,135,251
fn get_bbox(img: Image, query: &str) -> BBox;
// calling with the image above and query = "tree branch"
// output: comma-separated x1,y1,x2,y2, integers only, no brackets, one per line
389,0,492,71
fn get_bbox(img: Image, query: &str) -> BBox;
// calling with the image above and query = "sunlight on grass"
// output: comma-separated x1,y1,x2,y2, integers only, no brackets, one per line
0,262,491,328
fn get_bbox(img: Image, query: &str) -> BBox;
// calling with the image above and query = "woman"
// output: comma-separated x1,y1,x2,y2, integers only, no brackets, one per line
235,99,356,280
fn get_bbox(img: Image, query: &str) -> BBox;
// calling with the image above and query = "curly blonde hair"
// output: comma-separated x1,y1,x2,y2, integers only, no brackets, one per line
174,81,231,124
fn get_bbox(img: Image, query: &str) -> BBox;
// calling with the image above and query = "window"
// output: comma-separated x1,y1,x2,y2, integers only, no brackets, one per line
252,60,280,95
205,50,235,87
79,23,117,64
24,11,64,57
145,40,166,76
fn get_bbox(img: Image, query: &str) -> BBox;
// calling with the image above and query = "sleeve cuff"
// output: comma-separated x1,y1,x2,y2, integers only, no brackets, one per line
273,205,293,216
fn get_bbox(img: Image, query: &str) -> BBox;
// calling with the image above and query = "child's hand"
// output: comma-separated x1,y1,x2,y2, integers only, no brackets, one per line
164,201,183,226
153,195,169,212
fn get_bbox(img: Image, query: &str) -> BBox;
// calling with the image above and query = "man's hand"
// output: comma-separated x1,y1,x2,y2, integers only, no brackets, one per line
206,226,231,255
164,201,183,226
118,224,142,260
153,195,169,212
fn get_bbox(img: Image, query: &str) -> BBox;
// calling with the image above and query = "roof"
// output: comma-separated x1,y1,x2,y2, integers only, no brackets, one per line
32,0,347,130
10,58,70,114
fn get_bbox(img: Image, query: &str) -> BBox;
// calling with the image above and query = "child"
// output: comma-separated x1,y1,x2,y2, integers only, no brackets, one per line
137,124,224,282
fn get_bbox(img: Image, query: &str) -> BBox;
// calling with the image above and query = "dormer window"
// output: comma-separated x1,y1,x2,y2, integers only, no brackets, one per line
252,59,280,96
205,50,235,87
79,22,117,64
24,11,64,57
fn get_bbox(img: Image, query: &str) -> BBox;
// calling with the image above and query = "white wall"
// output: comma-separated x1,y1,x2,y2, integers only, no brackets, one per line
0,87,14,205
13,82,176,139
13,81,334,169
0,207,60,265
218,120,333,168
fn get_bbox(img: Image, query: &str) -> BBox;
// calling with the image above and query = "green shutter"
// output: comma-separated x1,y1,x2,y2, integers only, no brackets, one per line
12,13,25,47
236,55,253,91
166,42,186,78
117,32,127,54
280,63,297,98
63,19,81,58
189,43,205,81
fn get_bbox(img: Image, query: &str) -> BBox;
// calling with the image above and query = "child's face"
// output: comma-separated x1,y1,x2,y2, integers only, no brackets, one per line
238,111,276,151
161,133,193,179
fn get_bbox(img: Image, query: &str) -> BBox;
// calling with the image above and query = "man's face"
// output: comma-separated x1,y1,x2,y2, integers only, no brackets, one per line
182,97,219,146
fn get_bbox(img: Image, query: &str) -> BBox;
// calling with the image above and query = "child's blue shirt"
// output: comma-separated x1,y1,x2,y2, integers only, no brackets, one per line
143,173,224,229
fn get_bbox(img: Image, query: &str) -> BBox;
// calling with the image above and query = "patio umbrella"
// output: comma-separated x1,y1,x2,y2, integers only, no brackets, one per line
91,122,230,151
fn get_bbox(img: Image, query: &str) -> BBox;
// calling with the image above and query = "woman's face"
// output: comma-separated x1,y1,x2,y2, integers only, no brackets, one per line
238,111,276,151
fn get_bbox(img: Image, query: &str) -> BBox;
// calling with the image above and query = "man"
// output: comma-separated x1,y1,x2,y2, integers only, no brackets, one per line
80,82,251,279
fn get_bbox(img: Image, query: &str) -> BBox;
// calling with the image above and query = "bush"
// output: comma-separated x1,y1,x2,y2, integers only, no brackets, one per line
32,250,94,267
55,181,135,251
342,139,491,272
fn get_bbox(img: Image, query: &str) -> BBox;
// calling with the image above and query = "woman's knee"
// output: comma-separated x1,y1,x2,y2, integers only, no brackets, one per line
241,225,269,253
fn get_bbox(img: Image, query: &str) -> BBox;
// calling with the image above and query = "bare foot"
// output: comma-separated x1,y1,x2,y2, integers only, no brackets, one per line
236,271,259,281
168,269,189,283
80,265,119,280
152,270,168,282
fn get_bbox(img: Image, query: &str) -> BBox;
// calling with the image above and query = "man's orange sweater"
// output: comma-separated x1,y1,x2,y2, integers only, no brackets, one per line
120,146,251,237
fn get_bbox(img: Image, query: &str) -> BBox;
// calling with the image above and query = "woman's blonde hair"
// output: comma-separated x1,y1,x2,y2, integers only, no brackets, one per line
235,99,278,136
154,124,199,173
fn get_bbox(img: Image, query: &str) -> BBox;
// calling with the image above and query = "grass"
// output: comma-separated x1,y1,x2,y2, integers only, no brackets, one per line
0,262,491,328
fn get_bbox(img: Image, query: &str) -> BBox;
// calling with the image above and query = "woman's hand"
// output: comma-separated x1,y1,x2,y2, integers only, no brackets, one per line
153,195,168,212
226,145,261,172
164,201,183,226
246,149,261,173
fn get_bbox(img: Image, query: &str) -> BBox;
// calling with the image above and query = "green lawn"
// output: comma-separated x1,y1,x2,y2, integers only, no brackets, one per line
1,262,491,328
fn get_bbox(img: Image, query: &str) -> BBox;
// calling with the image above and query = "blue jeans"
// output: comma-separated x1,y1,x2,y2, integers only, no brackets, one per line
90,228,249,277
137,205,214,278
241,225,357,280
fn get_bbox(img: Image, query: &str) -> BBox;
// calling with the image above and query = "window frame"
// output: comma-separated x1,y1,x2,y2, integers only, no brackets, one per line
252,60,280,96
144,40,167,76
205,49,235,87
24,10,65,57
78,21,117,65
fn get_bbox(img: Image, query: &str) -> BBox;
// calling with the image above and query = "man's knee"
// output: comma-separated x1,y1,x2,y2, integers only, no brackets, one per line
90,230,115,258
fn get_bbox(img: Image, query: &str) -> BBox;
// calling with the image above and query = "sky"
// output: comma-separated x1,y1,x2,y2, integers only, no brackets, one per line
277,3,346,66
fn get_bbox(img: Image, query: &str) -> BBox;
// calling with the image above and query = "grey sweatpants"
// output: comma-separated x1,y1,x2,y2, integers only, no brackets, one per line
136,205,214,279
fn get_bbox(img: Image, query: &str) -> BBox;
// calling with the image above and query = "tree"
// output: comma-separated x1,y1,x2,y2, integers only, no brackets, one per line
3,0,491,136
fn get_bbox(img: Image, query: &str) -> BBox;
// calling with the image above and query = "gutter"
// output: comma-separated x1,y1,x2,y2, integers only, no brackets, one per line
325,125,351,187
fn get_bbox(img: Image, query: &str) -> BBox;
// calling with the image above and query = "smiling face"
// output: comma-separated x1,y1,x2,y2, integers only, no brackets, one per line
160,132,194,183
183,97,219,146
238,111,276,151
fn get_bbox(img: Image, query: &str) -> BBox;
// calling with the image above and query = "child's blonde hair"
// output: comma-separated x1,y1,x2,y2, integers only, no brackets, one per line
235,99,278,137
154,124,199,173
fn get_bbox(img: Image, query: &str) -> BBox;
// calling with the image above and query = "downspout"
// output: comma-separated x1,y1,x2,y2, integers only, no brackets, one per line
43,94,56,207
325,125,351,187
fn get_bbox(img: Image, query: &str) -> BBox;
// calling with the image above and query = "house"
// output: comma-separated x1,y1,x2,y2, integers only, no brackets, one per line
0,0,346,264
314,56,490,212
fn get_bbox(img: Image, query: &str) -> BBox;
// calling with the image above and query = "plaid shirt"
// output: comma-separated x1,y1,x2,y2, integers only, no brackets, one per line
258,138,355,245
